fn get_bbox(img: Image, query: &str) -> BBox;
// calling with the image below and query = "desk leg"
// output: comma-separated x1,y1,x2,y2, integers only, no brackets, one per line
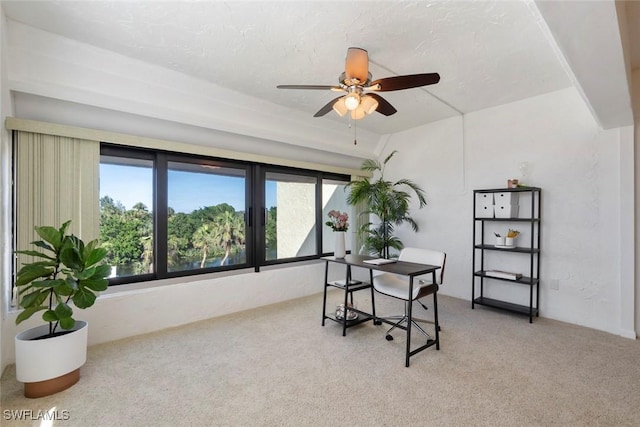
342,265,352,337
370,269,380,325
433,271,440,350
405,277,414,367
322,260,329,326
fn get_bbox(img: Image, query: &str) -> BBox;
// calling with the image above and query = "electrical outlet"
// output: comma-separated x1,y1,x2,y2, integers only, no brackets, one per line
550,279,559,290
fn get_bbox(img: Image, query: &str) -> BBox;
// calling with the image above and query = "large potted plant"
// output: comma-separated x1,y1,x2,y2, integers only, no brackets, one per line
14,220,109,398
347,150,426,258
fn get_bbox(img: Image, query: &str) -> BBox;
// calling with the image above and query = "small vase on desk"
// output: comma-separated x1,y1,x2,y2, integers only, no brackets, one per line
334,231,346,258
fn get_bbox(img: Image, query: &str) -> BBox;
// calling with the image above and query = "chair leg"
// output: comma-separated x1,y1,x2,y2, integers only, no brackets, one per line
383,301,434,341
385,315,407,338
410,319,432,339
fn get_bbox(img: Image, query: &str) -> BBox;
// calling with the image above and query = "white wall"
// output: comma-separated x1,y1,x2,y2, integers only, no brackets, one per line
381,87,635,337
2,261,333,366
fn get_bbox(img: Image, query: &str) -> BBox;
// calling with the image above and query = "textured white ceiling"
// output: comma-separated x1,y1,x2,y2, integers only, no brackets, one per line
0,0,629,135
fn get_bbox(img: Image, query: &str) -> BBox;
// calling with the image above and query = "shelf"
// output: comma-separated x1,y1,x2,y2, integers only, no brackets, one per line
473,297,538,317
474,271,539,285
324,311,374,328
474,187,541,193
474,217,540,222
474,244,540,254
327,280,371,292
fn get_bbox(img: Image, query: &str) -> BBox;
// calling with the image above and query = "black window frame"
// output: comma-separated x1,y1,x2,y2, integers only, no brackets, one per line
100,143,351,286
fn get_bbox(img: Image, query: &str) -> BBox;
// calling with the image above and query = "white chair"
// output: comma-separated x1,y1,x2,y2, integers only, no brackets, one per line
373,247,446,344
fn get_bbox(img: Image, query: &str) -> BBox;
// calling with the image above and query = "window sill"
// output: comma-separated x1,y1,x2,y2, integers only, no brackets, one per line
102,259,324,297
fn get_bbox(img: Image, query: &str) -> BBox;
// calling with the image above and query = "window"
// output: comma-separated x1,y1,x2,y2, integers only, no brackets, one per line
99,155,154,279
167,161,247,272
99,144,351,285
265,171,317,260
322,178,352,254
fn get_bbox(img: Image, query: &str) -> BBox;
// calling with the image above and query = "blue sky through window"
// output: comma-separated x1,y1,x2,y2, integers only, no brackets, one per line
100,164,276,213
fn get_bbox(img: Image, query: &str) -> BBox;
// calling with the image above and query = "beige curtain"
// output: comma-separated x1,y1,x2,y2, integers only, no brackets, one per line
13,131,100,304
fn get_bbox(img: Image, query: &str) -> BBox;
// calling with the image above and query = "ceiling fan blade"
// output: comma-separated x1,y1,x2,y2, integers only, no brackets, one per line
345,47,369,83
370,73,440,91
277,85,340,90
313,96,344,117
368,93,397,116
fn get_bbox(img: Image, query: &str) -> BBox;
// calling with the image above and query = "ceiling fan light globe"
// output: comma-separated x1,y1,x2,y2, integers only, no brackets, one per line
344,93,360,111
361,95,378,114
351,107,366,120
332,97,348,116
345,47,369,83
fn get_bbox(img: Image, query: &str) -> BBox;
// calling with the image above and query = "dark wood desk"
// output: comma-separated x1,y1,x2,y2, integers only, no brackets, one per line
322,254,441,367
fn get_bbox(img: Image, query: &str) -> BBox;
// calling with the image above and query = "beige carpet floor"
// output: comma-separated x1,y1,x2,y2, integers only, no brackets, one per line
2,290,640,426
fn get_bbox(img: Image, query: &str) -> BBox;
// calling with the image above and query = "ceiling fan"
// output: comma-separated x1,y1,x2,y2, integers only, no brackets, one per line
277,47,440,120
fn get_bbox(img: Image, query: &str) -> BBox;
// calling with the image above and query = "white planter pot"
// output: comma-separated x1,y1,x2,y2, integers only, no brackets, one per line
15,320,88,396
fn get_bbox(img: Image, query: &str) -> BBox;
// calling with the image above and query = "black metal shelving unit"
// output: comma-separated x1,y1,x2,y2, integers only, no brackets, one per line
472,187,541,323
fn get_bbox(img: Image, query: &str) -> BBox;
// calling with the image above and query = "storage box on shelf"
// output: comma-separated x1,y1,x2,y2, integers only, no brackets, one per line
472,187,541,323
494,191,519,218
494,192,519,206
494,204,519,218
474,192,494,218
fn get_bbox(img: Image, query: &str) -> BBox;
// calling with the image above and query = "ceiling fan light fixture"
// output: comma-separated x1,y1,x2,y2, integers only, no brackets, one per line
350,106,366,120
344,92,360,111
360,95,378,115
345,47,369,84
332,97,348,116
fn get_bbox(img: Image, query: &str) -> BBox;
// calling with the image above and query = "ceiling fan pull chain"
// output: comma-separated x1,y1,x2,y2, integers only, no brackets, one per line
353,117,357,145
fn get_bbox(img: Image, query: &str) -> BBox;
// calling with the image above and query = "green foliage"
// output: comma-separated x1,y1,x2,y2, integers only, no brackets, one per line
15,221,109,337
346,151,426,258
211,211,245,266
265,207,277,254
100,196,154,274
100,194,249,273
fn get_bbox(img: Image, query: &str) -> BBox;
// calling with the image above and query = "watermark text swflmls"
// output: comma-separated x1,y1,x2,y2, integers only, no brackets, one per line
3,409,70,421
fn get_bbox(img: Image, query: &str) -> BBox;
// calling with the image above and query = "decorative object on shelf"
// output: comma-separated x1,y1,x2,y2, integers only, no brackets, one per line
485,270,523,280
347,150,426,259
519,162,530,185
335,303,358,321
505,229,520,246
326,210,349,258
494,232,505,246
13,220,110,397
508,179,519,188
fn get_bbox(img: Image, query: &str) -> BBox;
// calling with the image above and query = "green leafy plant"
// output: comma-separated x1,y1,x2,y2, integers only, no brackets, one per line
15,221,110,337
346,150,426,258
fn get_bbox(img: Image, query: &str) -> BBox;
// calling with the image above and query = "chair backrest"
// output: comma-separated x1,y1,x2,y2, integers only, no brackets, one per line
398,247,446,285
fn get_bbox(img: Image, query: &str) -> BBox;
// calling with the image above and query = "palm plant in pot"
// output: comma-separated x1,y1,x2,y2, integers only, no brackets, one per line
14,220,109,398
347,151,426,259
